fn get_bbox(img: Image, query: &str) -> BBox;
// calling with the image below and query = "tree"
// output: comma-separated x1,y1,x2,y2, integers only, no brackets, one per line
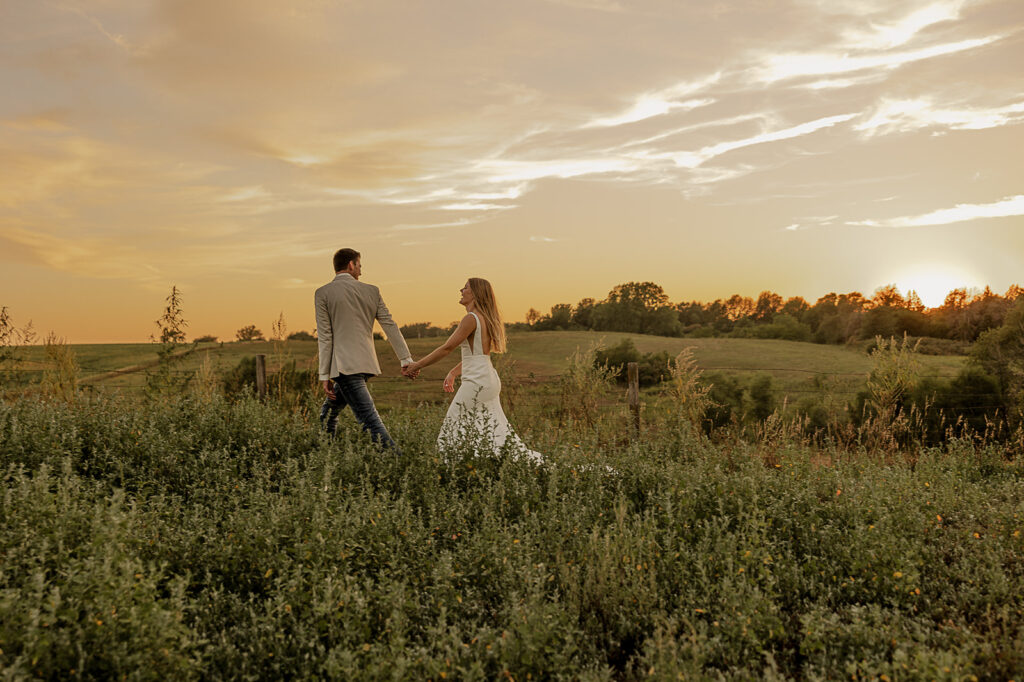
781,296,810,320
942,288,969,311
534,304,573,331
645,306,683,336
676,301,706,327
606,282,670,309
287,330,315,341
153,286,188,344
525,308,541,326
571,298,597,329
753,291,783,322
905,290,925,313
548,303,573,329
400,322,448,338
871,284,905,309
723,294,755,321
147,286,194,396
971,297,1024,425
236,325,265,342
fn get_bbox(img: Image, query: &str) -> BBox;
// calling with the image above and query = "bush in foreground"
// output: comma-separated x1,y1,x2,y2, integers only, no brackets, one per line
1,394,1022,679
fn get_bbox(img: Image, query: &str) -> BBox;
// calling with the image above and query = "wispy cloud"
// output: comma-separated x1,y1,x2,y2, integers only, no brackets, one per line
586,97,714,129
582,74,721,128
856,98,1024,136
754,36,1001,83
661,113,858,168
851,195,1024,227
0,225,161,280
839,0,968,50
391,218,483,231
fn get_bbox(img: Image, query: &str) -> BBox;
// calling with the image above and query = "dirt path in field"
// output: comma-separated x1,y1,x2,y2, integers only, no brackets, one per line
81,346,205,385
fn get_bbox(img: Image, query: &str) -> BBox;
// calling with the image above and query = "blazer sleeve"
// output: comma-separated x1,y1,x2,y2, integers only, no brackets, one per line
315,289,333,380
375,291,412,364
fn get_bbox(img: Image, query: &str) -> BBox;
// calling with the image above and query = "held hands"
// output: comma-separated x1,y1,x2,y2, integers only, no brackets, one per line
401,361,421,380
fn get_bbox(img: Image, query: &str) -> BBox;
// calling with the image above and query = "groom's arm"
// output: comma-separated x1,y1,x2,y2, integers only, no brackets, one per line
314,289,334,381
374,292,412,367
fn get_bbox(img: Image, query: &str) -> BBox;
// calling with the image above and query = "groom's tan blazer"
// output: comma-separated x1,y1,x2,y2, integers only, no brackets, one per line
315,273,411,380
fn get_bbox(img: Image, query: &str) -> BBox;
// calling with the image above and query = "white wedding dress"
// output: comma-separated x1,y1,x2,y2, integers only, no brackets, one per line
437,312,544,464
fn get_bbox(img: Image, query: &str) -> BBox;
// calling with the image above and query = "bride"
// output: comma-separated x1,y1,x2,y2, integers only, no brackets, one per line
402,278,543,464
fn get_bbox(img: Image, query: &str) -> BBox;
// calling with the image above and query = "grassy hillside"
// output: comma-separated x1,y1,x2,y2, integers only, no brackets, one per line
9,331,965,404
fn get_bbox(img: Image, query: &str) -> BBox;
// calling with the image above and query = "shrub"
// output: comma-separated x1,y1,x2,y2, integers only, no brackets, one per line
557,342,617,429
221,356,316,402
594,338,674,387
1,393,1023,679
236,325,265,342
730,314,812,342
664,347,713,436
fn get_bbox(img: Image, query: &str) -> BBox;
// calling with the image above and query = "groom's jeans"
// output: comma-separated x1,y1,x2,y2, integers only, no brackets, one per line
319,373,399,452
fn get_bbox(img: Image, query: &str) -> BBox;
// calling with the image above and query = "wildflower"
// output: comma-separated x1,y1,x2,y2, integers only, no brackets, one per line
893,571,903,578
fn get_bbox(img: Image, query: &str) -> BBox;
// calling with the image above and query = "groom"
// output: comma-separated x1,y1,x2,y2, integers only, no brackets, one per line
315,248,416,450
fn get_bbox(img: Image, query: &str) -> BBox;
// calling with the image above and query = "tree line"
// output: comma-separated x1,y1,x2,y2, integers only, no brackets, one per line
516,281,1024,348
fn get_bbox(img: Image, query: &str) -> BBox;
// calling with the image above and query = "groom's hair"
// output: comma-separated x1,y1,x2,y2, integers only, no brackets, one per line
333,248,361,272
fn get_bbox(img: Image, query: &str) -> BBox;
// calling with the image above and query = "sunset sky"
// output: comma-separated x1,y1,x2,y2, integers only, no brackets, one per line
2,0,1023,343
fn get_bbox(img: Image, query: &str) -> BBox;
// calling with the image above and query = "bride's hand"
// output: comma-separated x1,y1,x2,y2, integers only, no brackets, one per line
443,371,457,393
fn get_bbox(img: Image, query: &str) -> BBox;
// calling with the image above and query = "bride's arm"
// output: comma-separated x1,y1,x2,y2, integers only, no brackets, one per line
443,362,462,392
404,315,475,373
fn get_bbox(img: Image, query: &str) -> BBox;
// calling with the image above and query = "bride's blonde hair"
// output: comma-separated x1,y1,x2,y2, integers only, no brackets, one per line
468,277,507,353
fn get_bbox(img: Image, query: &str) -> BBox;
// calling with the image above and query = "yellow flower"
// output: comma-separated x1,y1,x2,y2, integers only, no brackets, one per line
893,571,903,578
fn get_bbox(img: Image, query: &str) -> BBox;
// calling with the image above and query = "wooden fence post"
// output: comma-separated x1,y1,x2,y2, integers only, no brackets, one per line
627,361,640,436
255,354,267,398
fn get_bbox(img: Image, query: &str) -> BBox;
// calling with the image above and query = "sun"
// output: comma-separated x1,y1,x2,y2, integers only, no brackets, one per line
894,265,979,309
